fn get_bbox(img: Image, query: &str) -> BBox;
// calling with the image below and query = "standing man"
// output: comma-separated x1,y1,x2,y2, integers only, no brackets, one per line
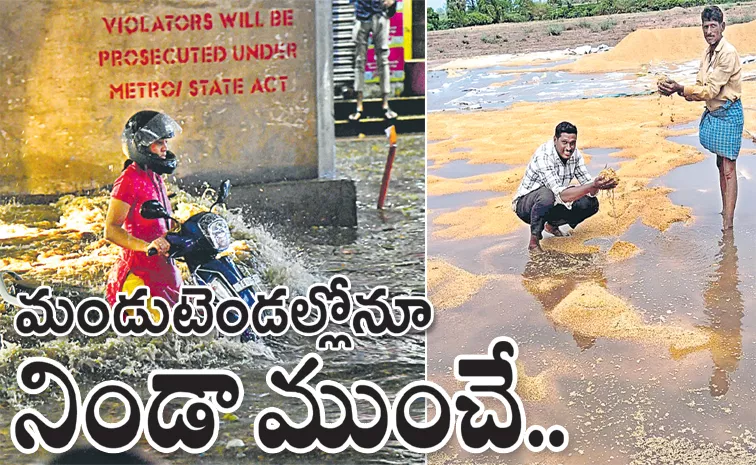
349,0,398,121
513,122,617,252
658,6,743,230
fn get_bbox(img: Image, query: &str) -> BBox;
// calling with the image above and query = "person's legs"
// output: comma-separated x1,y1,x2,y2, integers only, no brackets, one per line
721,157,737,230
351,20,371,120
515,187,556,250
702,100,743,225
542,195,598,230
558,195,600,229
372,14,395,118
717,155,726,215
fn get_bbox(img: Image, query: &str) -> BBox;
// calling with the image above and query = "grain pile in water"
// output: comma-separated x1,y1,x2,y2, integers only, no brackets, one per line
427,257,492,311
608,240,642,261
550,282,709,353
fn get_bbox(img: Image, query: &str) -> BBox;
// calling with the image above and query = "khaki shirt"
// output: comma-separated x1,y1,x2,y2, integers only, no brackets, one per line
683,37,741,112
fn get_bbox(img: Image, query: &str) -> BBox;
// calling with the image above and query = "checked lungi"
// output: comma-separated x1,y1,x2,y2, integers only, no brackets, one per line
699,99,744,160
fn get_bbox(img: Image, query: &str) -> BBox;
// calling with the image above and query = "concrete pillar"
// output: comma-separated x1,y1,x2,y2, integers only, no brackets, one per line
0,0,336,195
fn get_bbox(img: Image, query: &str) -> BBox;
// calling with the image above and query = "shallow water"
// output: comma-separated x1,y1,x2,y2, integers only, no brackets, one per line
427,65,649,112
0,136,426,464
429,191,502,211
428,74,756,462
429,159,511,179
429,54,756,116
278,135,427,296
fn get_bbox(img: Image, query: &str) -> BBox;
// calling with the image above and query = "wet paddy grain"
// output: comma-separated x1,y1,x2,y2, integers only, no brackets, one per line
428,23,756,464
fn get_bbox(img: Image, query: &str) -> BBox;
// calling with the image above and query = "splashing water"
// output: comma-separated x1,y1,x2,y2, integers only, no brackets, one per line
0,185,317,398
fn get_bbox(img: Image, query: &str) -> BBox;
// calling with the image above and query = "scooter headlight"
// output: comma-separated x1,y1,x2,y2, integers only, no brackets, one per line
198,214,232,252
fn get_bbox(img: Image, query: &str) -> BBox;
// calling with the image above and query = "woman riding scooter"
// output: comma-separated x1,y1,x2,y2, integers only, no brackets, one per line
104,111,183,318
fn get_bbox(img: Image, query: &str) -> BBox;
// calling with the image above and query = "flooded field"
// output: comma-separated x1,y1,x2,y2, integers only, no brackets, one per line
0,135,425,464
427,62,652,112
428,22,756,465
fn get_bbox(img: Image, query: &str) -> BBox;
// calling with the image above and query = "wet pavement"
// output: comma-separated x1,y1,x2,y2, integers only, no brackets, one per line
0,135,426,464
274,134,426,296
428,63,756,464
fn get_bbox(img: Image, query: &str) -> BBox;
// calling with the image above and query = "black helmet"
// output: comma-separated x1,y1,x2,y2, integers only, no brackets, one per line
121,110,182,174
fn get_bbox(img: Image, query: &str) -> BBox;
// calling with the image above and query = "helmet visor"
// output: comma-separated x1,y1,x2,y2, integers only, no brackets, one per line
133,113,182,147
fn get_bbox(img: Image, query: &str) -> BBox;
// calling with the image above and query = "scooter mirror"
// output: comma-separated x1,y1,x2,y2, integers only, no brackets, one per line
140,200,170,220
217,180,231,204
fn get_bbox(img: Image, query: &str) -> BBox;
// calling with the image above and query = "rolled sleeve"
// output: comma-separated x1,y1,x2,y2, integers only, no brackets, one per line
683,51,738,102
554,187,573,208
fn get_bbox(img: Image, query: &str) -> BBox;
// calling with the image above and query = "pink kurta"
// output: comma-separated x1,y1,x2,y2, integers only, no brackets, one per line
105,163,182,306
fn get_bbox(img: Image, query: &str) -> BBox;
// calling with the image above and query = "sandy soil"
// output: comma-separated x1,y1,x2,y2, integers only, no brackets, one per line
560,19,756,73
427,17,756,464
428,3,756,63
427,91,715,248
427,18,756,251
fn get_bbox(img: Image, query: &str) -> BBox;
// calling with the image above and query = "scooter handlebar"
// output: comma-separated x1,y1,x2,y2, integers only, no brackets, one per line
147,235,195,258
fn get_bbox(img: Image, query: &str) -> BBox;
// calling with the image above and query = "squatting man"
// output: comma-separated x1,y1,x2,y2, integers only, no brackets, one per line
513,122,618,252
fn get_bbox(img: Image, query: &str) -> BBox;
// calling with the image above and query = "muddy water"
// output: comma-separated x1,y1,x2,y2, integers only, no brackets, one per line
268,135,426,298
0,136,425,464
428,71,756,462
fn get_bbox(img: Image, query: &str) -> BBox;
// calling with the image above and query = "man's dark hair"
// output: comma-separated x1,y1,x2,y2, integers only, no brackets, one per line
554,121,578,138
701,5,724,24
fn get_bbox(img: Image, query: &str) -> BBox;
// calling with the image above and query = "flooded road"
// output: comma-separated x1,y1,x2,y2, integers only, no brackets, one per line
427,59,756,464
278,134,426,296
0,135,425,464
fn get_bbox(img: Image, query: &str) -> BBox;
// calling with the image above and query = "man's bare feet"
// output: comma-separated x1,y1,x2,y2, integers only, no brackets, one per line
544,223,565,237
528,235,543,252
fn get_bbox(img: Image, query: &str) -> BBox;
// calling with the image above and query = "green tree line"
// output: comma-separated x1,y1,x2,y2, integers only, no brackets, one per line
427,0,741,30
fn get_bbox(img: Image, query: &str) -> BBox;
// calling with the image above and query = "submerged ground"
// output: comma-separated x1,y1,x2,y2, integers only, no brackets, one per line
428,20,756,465
0,134,425,464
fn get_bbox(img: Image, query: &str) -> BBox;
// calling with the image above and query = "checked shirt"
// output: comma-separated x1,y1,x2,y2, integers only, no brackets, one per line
512,140,594,211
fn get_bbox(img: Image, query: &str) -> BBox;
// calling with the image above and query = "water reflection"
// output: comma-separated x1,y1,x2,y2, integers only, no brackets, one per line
703,231,744,397
521,250,603,351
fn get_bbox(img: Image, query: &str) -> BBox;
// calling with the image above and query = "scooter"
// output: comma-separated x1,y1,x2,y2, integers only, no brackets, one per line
140,180,263,343
0,182,263,342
